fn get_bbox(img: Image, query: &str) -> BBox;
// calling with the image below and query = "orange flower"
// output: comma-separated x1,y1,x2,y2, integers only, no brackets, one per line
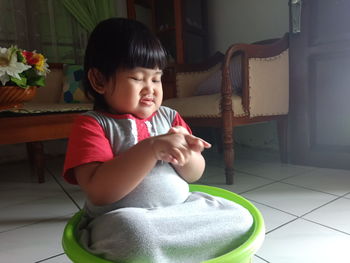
22,50,46,72
22,51,38,65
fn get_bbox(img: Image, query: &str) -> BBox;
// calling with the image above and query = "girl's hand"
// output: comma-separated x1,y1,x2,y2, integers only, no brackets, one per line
168,126,211,153
150,133,194,166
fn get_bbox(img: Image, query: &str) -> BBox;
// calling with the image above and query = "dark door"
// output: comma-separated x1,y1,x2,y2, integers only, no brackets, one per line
289,0,350,169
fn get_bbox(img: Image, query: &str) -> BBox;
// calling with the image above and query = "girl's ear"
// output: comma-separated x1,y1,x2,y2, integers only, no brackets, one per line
88,68,107,94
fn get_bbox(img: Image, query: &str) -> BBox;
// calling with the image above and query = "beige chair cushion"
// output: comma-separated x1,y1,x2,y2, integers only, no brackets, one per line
163,93,246,118
248,49,289,117
176,64,221,98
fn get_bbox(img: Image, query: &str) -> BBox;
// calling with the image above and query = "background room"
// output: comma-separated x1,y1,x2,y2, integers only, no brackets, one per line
0,0,349,263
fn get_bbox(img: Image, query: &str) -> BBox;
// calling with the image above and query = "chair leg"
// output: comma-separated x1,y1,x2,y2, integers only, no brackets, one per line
214,128,223,154
223,126,234,185
277,117,288,163
26,141,45,183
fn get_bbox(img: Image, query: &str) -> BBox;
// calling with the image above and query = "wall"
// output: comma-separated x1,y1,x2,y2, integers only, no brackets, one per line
207,0,289,150
207,0,289,54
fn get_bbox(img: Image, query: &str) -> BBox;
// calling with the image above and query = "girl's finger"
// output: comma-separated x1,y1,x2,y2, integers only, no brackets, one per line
185,135,211,151
160,153,178,164
169,155,179,165
199,138,211,148
171,148,184,166
171,146,190,166
168,127,177,134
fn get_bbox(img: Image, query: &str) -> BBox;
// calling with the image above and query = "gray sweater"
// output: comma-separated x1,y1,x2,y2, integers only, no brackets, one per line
77,107,253,263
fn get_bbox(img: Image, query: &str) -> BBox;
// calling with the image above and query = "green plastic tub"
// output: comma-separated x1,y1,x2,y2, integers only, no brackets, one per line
62,184,265,263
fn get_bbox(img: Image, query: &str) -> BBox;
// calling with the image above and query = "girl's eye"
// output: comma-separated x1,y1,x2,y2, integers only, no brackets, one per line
130,77,142,81
152,79,161,83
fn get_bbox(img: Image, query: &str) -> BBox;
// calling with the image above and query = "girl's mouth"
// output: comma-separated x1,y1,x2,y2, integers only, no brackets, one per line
140,97,155,106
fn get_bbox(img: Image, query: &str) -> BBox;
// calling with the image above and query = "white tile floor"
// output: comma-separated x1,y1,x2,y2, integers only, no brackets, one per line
0,146,350,263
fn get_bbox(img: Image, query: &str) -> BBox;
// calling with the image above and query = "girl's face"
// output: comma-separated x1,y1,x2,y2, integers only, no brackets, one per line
104,67,163,119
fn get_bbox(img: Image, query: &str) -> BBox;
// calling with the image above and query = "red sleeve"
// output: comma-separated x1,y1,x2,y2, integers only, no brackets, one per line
63,115,114,184
172,112,192,135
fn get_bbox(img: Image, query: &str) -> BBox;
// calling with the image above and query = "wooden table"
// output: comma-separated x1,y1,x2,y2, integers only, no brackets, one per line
0,112,81,183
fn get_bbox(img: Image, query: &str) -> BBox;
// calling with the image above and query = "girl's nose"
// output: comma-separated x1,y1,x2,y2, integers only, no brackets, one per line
143,81,155,93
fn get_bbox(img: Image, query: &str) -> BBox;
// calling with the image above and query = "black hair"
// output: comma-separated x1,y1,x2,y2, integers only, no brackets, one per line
83,18,167,110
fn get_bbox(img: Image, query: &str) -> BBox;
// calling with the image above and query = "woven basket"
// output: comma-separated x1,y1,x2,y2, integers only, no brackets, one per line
0,86,37,110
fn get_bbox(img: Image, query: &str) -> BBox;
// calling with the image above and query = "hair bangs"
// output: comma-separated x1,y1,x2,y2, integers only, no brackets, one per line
123,33,167,70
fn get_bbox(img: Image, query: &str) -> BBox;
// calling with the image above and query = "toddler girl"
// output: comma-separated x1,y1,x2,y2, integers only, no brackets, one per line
63,18,253,263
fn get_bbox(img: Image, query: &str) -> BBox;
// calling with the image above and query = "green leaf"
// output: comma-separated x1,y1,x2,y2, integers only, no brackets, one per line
29,76,45,87
10,76,27,88
23,68,36,79
17,50,26,63
21,68,46,87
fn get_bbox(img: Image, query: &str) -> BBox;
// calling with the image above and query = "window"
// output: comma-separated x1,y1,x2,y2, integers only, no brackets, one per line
0,0,88,64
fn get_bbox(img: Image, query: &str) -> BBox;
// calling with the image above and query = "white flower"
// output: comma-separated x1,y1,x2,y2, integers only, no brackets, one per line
0,46,31,86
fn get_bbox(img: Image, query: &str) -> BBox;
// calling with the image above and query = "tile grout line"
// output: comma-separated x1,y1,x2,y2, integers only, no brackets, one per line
236,170,319,196
299,191,350,218
301,217,350,236
265,213,350,236
35,252,65,263
235,164,349,199
243,198,299,218
239,175,350,235
0,212,75,234
201,174,277,195
0,193,68,211
279,180,346,197
237,181,279,195
237,169,343,198
206,161,350,237
45,167,82,211
265,193,350,236
265,217,299,235
205,159,318,186
254,254,271,263
206,165,338,217
233,168,305,183
234,160,318,173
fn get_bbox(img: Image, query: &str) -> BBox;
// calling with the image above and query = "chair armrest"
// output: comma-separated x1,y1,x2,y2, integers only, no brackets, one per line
222,33,289,116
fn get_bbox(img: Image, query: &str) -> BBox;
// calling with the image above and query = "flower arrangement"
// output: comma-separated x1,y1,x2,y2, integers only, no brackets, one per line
0,46,49,89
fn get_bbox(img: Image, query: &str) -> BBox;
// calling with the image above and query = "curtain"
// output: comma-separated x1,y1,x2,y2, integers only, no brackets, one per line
0,0,121,64
62,0,117,33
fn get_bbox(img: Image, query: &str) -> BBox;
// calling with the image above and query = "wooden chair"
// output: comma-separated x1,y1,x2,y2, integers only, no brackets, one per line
163,34,289,184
